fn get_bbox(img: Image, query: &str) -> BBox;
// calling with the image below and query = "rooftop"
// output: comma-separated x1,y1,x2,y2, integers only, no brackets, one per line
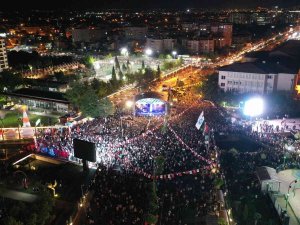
219,61,298,74
4,88,69,104
244,40,300,69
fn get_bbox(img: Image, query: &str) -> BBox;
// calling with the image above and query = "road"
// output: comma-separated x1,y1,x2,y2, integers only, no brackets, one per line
108,28,294,110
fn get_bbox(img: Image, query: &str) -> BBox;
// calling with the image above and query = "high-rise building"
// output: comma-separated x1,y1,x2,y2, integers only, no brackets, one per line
211,24,233,47
0,39,9,72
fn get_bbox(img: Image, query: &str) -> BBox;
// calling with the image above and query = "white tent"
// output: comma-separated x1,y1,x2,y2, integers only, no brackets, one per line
256,166,281,192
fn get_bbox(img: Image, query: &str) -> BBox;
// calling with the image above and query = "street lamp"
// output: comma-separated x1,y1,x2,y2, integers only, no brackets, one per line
145,48,153,56
120,47,128,56
125,100,134,108
172,51,177,59
243,97,264,118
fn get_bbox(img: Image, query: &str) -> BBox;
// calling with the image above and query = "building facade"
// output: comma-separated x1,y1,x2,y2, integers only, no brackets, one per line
0,39,9,72
146,38,177,53
218,62,298,94
71,28,105,43
183,39,215,54
124,27,148,41
4,88,70,113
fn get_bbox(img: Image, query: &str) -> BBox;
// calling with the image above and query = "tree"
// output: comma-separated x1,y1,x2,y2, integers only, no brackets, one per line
118,70,124,81
114,56,120,70
0,71,23,91
213,178,225,189
122,63,127,72
156,65,161,78
141,60,145,69
218,218,228,225
178,56,184,65
97,81,111,98
98,97,115,117
66,82,87,109
111,66,117,82
104,53,113,59
33,190,54,225
54,71,64,82
83,56,95,69
80,88,103,117
91,78,101,92
144,68,154,81
228,148,239,157
254,212,262,225
3,216,24,225
126,59,130,68
26,213,37,225
197,73,222,102
243,204,249,223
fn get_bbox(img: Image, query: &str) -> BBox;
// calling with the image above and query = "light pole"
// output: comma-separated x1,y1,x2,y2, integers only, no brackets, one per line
145,48,153,57
120,47,128,57
172,51,177,59
125,100,134,115
283,155,287,168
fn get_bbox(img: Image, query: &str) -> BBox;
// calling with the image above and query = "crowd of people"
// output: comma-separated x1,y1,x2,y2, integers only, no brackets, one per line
85,98,223,225
30,82,300,225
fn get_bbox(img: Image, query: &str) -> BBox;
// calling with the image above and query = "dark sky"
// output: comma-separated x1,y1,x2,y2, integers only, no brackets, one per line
2,0,300,10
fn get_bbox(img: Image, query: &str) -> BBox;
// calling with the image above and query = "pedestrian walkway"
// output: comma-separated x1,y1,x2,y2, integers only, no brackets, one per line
0,189,38,202
276,196,300,225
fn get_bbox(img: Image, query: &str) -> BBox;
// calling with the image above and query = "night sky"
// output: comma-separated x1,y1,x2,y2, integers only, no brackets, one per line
2,0,300,10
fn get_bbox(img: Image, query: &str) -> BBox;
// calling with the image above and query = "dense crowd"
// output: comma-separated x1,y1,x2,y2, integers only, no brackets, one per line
31,86,300,225
84,99,222,225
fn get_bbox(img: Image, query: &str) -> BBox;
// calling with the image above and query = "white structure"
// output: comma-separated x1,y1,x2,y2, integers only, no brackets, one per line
256,166,281,192
218,62,298,94
146,38,177,53
0,39,8,72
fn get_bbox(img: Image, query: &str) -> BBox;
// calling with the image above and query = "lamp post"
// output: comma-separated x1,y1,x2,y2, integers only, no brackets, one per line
145,48,153,57
120,47,128,57
172,51,177,59
125,100,134,115
285,179,298,209
283,155,287,168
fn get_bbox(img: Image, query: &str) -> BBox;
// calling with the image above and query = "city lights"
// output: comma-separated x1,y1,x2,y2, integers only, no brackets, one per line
125,100,134,108
93,61,100,70
172,51,177,58
2,4,300,225
120,47,128,56
145,48,153,56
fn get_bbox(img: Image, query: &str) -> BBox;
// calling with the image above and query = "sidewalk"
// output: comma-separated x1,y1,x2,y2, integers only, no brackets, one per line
276,196,300,225
0,189,38,202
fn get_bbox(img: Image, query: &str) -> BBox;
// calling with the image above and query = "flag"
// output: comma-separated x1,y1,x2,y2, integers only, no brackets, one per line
195,111,204,130
203,123,210,134
22,109,31,127
35,118,41,127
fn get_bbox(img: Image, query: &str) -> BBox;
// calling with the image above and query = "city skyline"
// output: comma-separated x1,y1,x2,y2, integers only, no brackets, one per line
1,0,300,10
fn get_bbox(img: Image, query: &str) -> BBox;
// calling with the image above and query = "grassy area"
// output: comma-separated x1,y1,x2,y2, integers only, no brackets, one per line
1,111,58,127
